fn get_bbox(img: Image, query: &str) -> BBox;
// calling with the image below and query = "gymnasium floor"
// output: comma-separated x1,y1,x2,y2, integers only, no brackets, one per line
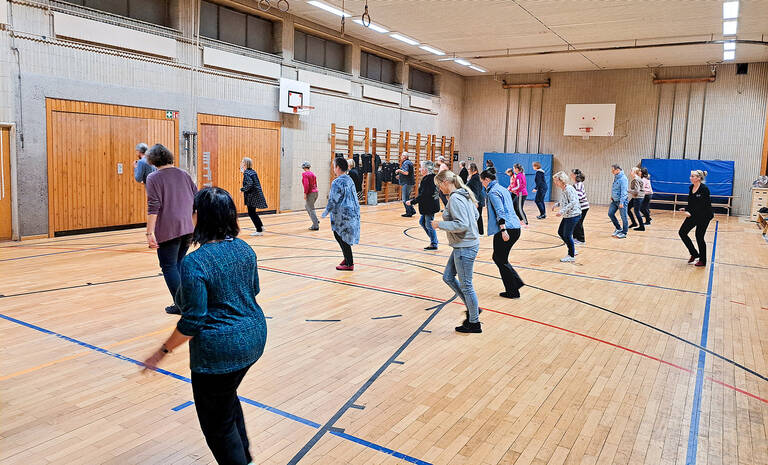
1,203,767,465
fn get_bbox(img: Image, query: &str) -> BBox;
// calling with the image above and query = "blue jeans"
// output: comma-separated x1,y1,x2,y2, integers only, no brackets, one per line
442,245,480,323
558,215,580,257
401,184,415,215
419,214,438,247
608,200,628,234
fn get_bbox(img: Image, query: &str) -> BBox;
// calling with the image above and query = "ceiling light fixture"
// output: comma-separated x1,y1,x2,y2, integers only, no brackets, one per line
307,1,351,17
723,50,735,60
723,1,739,19
352,18,388,33
389,33,419,45
723,20,737,35
468,65,487,72
723,41,736,51
454,58,471,66
419,45,445,56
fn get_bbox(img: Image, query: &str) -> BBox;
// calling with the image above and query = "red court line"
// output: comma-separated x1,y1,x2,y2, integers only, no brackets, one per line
729,301,745,305
261,265,768,404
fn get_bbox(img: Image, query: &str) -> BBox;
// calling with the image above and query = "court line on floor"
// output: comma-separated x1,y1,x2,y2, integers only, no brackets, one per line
0,311,432,465
286,296,455,465
686,221,719,464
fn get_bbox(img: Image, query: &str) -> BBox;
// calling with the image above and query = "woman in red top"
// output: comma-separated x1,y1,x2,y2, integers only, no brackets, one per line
302,161,319,230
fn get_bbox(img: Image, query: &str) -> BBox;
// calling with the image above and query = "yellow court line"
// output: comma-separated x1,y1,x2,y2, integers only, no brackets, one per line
0,325,175,382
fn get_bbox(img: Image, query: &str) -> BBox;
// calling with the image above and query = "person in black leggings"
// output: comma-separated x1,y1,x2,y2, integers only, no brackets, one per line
678,170,714,267
322,157,360,271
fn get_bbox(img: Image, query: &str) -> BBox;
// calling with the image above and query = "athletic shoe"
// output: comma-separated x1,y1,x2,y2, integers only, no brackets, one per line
633,226,645,231
250,231,263,236
309,226,319,231
560,256,575,262
401,213,414,218
615,233,627,239
687,256,697,264
336,264,354,271
499,291,520,299
645,219,652,225
628,223,638,229
574,249,579,255
424,245,438,250
165,305,181,315
612,230,620,237
455,321,482,333
573,239,584,245
694,260,706,267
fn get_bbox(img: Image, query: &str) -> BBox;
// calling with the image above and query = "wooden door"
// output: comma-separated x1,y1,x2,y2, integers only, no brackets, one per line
46,99,179,235
198,114,280,214
0,127,11,240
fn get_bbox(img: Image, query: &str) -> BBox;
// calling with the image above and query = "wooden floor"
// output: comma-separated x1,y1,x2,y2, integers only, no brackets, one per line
1,203,767,465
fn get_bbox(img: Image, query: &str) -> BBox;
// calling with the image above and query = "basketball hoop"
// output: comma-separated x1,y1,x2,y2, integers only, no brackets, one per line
578,127,593,140
291,105,315,115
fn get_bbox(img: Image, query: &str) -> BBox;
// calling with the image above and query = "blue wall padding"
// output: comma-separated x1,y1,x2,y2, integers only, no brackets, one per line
482,153,553,201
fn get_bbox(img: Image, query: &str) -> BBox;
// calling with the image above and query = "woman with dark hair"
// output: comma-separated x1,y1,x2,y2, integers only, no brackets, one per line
143,187,267,465
485,159,496,175
323,157,360,271
145,143,198,315
511,163,528,225
628,167,646,231
466,162,485,235
480,169,524,298
570,169,590,244
406,160,440,250
640,167,653,224
678,170,713,267
240,157,267,236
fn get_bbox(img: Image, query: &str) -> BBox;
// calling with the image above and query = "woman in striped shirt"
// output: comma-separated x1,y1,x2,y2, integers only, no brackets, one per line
570,169,590,244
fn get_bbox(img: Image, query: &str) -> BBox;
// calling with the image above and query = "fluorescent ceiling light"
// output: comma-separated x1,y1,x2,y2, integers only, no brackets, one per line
723,41,736,51
419,45,445,56
352,18,388,33
723,20,737,35
468,65,487,72
390,33,419,45
454,58,471,66
723,1,739,19
307,1,351,17
723,50,735,60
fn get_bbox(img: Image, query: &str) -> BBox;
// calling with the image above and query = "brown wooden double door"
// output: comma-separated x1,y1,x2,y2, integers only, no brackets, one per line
0,127,11,240
197,114,280,215
46,99,178,236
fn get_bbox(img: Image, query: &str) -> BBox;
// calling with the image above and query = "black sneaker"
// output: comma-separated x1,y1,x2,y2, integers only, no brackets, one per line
633,226,645,231
424,245,438,250
500,291,520,299
165,305,181,315
401,213,414,218
455,321,482,333
309,226,319,231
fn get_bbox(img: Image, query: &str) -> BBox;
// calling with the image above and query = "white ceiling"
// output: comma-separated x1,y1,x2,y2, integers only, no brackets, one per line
286,0,768,75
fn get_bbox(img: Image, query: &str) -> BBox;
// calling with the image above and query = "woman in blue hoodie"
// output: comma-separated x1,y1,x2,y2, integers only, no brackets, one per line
432,170,482,334
480,169,524,298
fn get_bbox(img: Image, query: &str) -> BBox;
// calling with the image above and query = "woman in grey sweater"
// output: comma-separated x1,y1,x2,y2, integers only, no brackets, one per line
431,170,482,333
552,171,582,263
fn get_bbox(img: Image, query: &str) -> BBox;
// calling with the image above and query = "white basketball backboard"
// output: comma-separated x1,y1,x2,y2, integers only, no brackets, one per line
564,104,615,138
279,78,311,114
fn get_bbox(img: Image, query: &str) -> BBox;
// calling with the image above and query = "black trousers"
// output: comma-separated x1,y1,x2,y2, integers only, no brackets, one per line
477,205,485,236
247,206,263,232
641,194,652,222
679,217,711,263
492,229,523,293
628,198,645,226
573,208,588,243
191,364,253,465
156,234,191,300
534,189,547,216
334,231,354,266
514,194,528,224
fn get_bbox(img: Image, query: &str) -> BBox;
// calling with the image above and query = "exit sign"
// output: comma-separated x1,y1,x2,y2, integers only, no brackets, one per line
165,111,178,119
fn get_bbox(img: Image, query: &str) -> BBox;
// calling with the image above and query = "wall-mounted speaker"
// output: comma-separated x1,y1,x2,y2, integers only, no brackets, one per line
736,63,748,75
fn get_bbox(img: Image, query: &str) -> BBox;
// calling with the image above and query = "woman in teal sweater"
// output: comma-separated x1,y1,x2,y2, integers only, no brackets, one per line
143,187,266,465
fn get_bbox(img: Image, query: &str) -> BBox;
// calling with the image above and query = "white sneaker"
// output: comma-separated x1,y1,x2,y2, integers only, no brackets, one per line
611,230,620,237
615,232,626,239
560,256,575,262
573,239,584,245
251,231,263,236
574,249,579,255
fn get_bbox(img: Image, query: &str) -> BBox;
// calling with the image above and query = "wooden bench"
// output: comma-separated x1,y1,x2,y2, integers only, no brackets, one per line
650,192,734,216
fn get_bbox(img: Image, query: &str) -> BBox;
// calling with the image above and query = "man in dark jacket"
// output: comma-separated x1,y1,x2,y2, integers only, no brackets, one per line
458,161,469,184
466,162,485,235
395,152,416,217
406,160,440,250
532,161,548,219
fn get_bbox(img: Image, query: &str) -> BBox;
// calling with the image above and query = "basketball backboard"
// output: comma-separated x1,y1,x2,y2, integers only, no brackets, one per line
279,78,312,114
564,104,615,138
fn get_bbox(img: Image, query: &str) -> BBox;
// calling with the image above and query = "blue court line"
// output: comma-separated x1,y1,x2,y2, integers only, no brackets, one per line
171,401,194,411
0,312,429,463
685,221,719,465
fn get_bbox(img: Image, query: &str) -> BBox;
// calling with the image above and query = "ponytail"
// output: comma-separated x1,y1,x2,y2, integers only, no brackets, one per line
435,169,477,204
690,170,708,180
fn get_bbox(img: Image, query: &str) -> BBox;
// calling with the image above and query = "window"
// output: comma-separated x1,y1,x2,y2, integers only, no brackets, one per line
65,0,170,26
294,29,347,72
360,51,397,85
200,1,275,54
409,67,436,95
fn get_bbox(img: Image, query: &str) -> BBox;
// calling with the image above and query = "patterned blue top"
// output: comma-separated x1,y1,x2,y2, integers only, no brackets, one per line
322,174,361,245
176,238,267,375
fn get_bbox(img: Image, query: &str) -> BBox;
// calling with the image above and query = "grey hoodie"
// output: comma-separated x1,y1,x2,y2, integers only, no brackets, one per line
438,188,480,248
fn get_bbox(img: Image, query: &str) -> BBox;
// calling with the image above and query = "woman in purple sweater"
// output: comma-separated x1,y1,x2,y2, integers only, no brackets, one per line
145,144,198,315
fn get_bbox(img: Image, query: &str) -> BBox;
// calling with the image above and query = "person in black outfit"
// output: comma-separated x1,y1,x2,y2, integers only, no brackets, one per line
406,160,441,250
532,161,548,219
458,161,469,184
240,157,267,236
466,163,485,235
678,170,714,267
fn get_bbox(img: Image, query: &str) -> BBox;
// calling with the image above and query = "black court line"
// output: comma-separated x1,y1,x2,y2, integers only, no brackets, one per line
286,295,457,465
402,226,563,251
305,319,341,323
0,273,163,298
371,314,402,320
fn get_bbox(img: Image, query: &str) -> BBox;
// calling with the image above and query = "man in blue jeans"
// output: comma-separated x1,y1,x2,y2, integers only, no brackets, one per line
608,164,629,238
395,152,416,217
